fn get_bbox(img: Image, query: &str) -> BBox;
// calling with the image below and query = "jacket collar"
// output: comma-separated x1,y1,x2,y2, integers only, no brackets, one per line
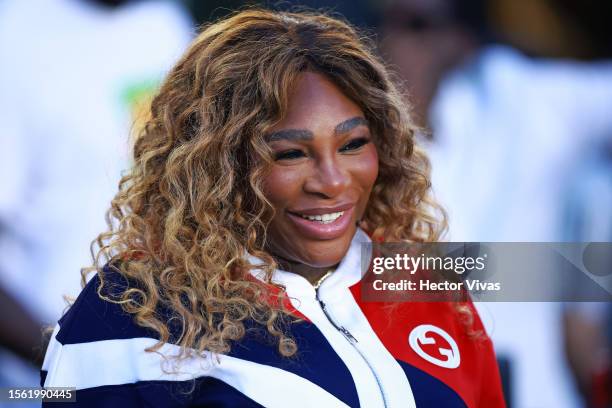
246,228,372,300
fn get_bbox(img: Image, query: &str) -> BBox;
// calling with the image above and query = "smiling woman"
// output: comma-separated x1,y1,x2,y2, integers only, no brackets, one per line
40,8,505,408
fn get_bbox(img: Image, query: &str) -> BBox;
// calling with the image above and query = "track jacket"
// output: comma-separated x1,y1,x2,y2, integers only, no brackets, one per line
41,228,505,407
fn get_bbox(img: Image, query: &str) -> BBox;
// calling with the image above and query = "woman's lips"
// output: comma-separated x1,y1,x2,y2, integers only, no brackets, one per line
286,206,355,240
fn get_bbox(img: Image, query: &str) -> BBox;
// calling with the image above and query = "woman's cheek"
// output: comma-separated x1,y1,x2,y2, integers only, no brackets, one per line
262,165,302,206
357,144,379,188
353,146,379,218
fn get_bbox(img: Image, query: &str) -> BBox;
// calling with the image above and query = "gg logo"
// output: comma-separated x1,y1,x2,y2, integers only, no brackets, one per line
408,324,460,369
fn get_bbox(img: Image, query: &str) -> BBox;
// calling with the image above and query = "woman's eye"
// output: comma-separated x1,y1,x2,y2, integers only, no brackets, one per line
274,149,305,161
340,137,370,152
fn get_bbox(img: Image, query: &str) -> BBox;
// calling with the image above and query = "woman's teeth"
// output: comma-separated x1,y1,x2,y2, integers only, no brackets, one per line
300,211,344,224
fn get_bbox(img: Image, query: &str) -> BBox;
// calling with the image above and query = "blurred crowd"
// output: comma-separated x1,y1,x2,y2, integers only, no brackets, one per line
0,0,610,407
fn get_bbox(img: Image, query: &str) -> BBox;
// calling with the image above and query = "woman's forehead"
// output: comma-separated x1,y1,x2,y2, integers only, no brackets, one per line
268,72,366,135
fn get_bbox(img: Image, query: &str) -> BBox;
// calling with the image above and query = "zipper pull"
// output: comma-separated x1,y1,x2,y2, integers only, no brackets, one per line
319,299,359,344
339,327,358,344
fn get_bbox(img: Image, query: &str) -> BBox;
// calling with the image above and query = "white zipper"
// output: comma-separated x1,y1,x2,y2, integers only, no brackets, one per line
314,279,389,408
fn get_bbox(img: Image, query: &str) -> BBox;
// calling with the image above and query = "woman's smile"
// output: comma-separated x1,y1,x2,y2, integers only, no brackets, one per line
286,204,355,240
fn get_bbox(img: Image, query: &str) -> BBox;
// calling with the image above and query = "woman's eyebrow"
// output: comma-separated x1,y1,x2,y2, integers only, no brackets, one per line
265,116,369,142
265,129,313,142
334,116,369,134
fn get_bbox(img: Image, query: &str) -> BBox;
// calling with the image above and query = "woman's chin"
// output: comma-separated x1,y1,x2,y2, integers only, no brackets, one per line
296,240,353,269
266,225,356,272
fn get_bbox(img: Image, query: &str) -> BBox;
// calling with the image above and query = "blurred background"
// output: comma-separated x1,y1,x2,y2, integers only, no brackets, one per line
0,0,610,407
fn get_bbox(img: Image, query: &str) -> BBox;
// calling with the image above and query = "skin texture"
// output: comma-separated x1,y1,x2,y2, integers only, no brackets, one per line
262,72,379,283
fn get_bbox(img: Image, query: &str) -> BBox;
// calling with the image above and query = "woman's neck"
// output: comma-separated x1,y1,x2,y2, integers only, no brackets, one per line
273,255,337,285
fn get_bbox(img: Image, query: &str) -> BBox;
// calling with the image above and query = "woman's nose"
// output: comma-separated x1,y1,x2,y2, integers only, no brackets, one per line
303,156,351,198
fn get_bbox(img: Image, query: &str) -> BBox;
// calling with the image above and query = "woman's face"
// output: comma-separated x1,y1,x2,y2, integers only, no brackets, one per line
262,71,379,273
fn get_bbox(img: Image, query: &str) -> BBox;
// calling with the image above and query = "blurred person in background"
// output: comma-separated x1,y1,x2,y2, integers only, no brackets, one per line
561,142,612,408
381,0,612,407
0,0,192,398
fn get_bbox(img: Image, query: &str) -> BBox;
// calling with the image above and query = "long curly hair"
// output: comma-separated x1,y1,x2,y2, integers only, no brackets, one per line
84,8,447,360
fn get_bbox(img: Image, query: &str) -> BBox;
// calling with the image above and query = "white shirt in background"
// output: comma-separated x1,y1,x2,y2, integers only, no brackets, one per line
427,46,612,408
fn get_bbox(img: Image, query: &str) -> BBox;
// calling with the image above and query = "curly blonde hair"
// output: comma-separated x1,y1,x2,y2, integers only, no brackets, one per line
84,9,447,360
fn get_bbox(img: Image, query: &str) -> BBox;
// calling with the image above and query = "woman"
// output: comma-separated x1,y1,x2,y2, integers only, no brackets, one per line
41,9,505,407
